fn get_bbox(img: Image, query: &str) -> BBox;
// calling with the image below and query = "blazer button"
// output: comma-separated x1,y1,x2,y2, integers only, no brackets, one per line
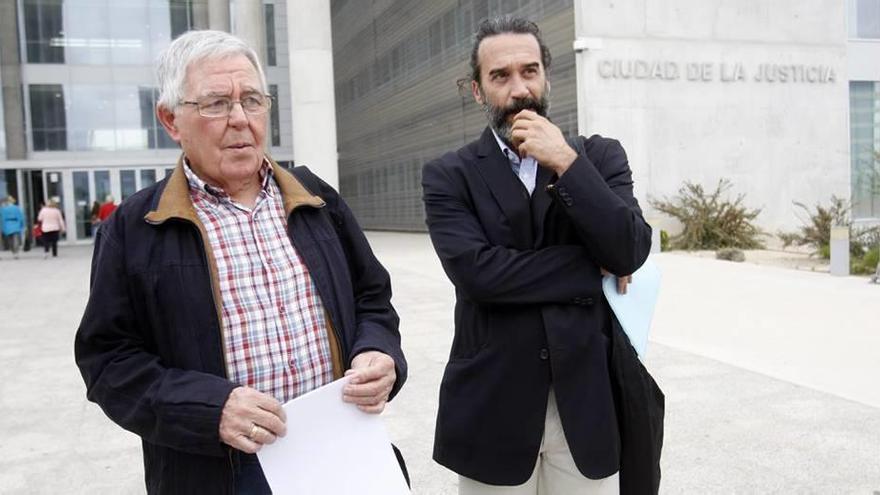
539,348,550,360
585,297,595,306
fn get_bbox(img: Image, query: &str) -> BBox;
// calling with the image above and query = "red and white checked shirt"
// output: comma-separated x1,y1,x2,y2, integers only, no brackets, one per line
184,160,335,403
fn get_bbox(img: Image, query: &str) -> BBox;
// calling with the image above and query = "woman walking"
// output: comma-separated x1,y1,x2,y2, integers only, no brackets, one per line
37,198,65,258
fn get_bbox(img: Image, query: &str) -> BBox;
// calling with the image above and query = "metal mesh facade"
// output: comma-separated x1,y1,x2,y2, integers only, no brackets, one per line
331,0,576,231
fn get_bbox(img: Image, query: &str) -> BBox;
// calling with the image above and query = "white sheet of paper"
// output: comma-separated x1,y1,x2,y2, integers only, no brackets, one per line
602,257,661,358
257,376,410,495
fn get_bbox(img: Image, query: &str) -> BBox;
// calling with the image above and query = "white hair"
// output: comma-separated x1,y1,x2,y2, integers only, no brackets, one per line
155,30,267,111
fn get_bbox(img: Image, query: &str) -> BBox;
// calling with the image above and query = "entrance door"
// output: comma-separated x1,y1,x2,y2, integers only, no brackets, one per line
71,169,111,240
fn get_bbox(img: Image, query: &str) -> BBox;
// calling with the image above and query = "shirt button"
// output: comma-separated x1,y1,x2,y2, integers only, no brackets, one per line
539,348,549,360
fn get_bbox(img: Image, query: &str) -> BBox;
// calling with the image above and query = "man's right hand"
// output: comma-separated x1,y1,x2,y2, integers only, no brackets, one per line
219,386,287,454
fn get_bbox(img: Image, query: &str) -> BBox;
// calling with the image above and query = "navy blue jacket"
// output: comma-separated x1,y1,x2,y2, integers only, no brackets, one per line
75,158,406,494
422,128,662,491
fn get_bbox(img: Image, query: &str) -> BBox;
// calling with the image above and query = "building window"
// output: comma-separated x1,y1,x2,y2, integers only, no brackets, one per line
25,0,192,66
269,84,281,147
850,0,880,39
120,170,137,200
29,84,67,151
0,71,5,156
170,0,194,39
139,87,178,149
23,0,65,63
140,169,157,188
850,81,880,219
265,3,277,66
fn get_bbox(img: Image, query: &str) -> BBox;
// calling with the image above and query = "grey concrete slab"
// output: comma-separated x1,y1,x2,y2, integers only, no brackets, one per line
0,234,878,494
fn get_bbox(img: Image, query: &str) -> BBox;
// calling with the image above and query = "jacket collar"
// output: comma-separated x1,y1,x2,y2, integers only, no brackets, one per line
144,153,325,225
474,127,533,248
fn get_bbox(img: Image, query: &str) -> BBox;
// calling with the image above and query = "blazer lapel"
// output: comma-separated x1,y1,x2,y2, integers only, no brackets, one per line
474,127,533,248
531,163,556,247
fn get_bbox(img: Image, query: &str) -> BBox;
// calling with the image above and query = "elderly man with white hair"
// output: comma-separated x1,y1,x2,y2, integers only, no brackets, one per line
75,30,407,494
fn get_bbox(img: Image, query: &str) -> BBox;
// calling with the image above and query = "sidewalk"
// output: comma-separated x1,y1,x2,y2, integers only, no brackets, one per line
0,233,878,494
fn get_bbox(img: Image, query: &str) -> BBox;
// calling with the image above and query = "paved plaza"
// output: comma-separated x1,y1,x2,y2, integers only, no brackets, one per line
0,232,878,494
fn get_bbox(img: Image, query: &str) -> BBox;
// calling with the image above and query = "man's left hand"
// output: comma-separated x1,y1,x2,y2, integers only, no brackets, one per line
510,110,578,176
343,351,396,414
601,267,633,295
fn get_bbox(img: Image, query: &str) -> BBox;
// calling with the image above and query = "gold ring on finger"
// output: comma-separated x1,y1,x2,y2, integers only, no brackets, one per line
249,423,259,440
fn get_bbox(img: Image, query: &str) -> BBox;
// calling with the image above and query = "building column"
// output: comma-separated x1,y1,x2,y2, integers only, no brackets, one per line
191,0,210,29
231,0,266,65
208,0,230,31
0,0,27,160
286,0,338,188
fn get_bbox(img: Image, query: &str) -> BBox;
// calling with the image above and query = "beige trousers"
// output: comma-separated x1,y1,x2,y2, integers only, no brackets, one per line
458,390,619,495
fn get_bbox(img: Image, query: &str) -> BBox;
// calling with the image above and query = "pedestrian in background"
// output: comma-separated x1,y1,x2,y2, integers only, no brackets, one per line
1,195,26,259
97,195,117,222
37,198,65,258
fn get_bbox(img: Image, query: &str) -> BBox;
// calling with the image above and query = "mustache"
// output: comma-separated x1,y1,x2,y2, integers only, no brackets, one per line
483,95,549,146
494,97,547,123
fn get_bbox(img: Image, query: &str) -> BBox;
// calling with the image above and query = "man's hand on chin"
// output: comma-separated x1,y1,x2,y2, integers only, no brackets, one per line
510,110,578,176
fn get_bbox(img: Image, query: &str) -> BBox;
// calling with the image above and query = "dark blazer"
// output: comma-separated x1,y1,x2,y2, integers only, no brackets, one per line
75,159,407,494
422,127,660,489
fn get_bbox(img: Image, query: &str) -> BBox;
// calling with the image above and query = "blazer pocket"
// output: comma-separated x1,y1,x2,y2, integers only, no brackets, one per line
449,306,490,360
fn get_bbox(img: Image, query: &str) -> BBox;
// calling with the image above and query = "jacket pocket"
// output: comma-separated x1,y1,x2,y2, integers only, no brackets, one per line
450,304,489,360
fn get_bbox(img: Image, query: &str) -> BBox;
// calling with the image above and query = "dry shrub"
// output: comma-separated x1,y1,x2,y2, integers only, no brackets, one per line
649,179,764,250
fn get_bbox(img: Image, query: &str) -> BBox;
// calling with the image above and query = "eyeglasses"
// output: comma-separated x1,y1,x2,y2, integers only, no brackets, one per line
180,93,273,118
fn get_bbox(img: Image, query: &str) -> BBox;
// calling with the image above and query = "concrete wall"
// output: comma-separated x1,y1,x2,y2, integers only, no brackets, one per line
574,0,850,233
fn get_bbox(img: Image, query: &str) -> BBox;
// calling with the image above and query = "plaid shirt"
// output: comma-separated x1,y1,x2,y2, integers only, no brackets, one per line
184,160,335,403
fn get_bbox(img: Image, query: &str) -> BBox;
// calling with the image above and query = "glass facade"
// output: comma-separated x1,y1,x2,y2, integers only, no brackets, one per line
849,0,880,39
270,84,280,147
850,81,880,220
29,84,67,151
120,170,137,200
72,170,90,238
23,0,190,65
4,0,290,243
0,69,5,157
28,84,174,152
140,169,157,189
265,3,277,66
23,0,65,63
332,0,577,230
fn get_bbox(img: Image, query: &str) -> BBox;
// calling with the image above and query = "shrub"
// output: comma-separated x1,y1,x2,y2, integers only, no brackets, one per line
660,230,669,252
779,196,880,275
649,179,764,250
778,196,850,258
852,246,879,275
779,196,880,262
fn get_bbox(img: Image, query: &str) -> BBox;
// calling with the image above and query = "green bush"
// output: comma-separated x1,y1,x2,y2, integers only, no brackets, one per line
779,197,880,276
649,179,764,250
778,196,850,259
660,230,670,252
852,246,879,275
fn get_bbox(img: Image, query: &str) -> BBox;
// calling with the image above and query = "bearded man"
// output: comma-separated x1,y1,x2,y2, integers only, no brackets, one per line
421,16,663,495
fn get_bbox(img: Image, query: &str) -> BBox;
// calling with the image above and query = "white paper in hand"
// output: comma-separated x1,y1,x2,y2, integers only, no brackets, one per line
257,377,410,495
602,257,661,358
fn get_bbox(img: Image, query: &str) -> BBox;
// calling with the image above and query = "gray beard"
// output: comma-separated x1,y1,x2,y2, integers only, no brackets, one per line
479,87,551,148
